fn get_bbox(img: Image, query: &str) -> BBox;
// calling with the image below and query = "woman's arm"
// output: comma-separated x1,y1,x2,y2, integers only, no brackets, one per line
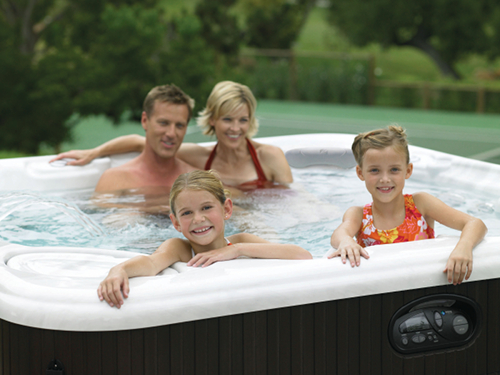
50,135,146,166
187,233,311,268
413,192,488,285
329,206,369,267
257,144,293,184
97,238,191,308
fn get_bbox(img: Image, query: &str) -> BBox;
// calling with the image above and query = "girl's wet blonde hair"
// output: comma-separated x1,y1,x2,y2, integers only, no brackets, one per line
352,125,410,167
196,81,259,138
169,170,230,217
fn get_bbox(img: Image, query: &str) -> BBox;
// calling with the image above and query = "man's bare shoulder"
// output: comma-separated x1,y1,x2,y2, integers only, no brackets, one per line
94,161,141,192
177,158,198,173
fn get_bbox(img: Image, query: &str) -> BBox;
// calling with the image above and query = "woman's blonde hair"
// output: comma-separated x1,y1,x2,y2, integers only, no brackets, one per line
196,81,259,137
352,125,410,167
170,170,230,217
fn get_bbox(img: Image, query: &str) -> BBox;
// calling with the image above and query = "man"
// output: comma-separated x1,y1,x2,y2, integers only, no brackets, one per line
94,84,197,193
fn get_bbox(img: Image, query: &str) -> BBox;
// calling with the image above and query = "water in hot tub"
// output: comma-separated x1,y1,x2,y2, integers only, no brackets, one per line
1,167,498,258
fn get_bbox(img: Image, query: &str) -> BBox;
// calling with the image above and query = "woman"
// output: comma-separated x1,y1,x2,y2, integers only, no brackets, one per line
52,81,293,189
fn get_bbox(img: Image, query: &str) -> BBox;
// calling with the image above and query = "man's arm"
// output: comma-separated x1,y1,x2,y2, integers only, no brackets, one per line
50,135,146,166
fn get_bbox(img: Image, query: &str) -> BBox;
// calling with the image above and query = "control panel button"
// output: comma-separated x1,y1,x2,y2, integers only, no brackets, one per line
454,324,469,335
411,334,426,344
401,337,409,346
453,315,469,335
434,311,443,328
453,315,468,326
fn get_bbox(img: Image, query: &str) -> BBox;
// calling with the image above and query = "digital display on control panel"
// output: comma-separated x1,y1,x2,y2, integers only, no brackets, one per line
399,312,431,333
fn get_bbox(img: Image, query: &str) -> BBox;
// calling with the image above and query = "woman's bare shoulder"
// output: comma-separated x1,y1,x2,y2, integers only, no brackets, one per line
177,143,214,168
251,141,286,161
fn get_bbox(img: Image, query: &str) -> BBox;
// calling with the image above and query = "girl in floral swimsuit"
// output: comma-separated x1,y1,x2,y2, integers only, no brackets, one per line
329,126,487,286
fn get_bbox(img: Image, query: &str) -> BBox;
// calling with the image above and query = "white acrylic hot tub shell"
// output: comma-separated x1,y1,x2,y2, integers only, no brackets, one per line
0,133,499,331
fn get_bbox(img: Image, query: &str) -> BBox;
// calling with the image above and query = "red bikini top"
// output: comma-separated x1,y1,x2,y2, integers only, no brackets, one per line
204,138,269,188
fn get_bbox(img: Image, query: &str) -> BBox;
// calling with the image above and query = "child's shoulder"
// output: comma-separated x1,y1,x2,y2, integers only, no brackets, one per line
412,191,435,205
411,191,441,214
154,237,192,263
160,237,191,252
227,233,268,244
344,205,365,217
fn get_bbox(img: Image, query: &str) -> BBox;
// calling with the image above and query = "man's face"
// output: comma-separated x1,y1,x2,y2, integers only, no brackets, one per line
141,101,190,159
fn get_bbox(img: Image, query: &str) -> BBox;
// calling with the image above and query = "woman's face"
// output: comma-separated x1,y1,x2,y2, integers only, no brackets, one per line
210,105,250,146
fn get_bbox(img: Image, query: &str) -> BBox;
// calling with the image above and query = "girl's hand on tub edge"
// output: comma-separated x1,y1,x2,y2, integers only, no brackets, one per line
97,267,130,309
328,243,369,267
443,246,473,285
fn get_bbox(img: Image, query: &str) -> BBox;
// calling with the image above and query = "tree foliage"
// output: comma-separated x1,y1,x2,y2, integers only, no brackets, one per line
328,0,494,79
195,0,241,60
0,0,218,154
244,0,316,49
0,0,316,153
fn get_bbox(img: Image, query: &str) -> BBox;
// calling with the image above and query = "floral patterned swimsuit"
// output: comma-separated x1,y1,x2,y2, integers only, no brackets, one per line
356,194,435,247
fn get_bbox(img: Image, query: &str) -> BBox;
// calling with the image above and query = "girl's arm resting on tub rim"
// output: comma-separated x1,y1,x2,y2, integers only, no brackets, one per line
187,233,312,268
413,192,488,285
329,206,370,267
50,134,146,166
97,238,191,308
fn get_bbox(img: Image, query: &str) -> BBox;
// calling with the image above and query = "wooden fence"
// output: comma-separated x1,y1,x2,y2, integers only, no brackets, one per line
241,49,500,114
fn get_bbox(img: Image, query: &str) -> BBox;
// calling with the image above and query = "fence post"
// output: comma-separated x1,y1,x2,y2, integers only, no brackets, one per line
476,87,485,113
422,83,430,110
289,50,298,101
367,54,376,105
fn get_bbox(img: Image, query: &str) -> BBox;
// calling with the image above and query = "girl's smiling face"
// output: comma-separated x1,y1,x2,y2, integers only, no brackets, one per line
210,105,250,146
356,146,413,203
170,189,233,249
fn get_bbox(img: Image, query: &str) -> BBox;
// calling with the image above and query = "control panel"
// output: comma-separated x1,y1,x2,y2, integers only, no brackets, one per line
388,294,481,356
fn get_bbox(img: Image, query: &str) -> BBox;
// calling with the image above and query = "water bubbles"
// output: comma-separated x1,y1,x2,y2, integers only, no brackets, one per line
1,166,499,256
468,202,495,216
495,198,500,215
439,193,466,207
0,192,106,237
426,157,453,179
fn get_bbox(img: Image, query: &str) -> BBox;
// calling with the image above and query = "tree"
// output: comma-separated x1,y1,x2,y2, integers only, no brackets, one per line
195,0,241,62
244,0,316,49
0,1,80,153
327,0,492,79
0,0,218,153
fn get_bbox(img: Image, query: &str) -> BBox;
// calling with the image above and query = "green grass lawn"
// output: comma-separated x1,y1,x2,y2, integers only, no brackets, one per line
0,151,29,159
29,101,499,166
4,100,500,164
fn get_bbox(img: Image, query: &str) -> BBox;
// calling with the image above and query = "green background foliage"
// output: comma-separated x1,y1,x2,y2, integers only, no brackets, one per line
2,0,500,156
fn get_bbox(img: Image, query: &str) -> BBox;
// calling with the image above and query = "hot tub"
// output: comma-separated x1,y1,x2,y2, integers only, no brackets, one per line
1,133,499,375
